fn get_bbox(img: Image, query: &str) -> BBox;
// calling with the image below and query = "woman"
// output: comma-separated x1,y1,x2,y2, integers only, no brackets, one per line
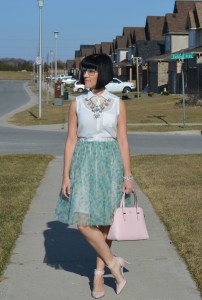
55,53,135,298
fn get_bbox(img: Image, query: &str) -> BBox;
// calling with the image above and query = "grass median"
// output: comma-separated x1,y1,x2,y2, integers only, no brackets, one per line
8,85,202,131
0,154,53,280
131,154,202,295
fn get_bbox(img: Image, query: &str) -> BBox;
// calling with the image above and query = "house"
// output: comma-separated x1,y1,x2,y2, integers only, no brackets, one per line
79,45,95,58
145,16,165,41
70,45,95,78
64,0,202,95
164,0,198,53
186,2,202,49
185,2,202,96
65,59,76,77
147,0,201,93
100,42,113,55
94,44,101,54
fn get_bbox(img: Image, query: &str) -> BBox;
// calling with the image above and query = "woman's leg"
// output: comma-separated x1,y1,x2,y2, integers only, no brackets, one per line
96,226,112,271
92,226,112,295
77,225,113,266
77,224,124,285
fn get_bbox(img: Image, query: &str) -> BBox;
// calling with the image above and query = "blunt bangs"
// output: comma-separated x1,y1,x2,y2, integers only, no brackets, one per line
80,53,113,89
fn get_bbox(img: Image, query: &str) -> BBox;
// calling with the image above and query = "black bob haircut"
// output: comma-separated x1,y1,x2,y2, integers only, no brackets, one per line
80,53,113,89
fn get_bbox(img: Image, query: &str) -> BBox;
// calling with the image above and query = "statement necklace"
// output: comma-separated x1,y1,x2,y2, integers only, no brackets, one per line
85,96,111,118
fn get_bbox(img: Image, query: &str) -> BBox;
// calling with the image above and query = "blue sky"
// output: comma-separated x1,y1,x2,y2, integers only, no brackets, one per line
0,0,174,62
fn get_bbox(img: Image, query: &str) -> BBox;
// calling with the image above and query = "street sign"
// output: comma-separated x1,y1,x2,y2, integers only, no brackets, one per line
171,53,194,60
36,56,41,65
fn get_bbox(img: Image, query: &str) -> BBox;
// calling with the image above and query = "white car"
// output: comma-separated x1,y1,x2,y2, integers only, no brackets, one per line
73,80,85,92
105,78,135,93
62,76,77,85
73,77,135,93
57,74,66,80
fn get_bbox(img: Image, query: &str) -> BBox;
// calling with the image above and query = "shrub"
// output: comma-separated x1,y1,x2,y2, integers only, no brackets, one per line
122,94,130,100
148,92,154,97
161,90,170,96
186,89,200,105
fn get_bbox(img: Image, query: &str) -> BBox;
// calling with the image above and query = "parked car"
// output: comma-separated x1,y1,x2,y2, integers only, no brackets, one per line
105,78,135,93
73,80,85,92
73,77,135,93
57,74,66,80
61,76,77,85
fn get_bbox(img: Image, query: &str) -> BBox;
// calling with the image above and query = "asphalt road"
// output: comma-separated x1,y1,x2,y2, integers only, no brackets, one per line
0,80,202,156
0,80,30,117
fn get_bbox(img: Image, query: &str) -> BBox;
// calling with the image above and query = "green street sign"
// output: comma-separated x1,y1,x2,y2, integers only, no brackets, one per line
171,53,194,59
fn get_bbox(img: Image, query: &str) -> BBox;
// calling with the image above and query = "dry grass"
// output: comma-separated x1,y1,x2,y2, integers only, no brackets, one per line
125,95,202,124
0,154,53,277
8,89,202,128
0,71,32,80
131,154,202,294
9,101,70,126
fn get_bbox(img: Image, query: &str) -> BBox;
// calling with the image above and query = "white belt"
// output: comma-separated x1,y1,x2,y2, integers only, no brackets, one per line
78,137,116,142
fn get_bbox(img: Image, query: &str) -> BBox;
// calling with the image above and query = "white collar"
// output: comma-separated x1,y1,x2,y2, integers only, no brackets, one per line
86,89,110,100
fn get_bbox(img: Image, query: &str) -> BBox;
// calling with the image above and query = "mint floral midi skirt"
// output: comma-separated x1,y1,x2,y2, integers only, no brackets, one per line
55,140,133,226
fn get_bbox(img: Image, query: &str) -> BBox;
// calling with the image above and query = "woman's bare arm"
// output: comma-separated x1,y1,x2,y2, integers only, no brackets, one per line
62,100,78,197
117,99,134,194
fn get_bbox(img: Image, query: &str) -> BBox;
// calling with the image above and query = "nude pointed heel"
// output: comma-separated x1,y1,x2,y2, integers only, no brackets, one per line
108,256,131,295
92,270,105,299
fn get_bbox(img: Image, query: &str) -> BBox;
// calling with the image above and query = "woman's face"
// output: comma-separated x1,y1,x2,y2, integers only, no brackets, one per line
82,68,98,90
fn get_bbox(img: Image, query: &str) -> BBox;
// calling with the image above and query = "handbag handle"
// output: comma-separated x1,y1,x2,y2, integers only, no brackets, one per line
120,192,138,209
119,192,139,220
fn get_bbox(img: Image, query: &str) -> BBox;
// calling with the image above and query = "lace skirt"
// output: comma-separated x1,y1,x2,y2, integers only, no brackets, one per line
55,139,133,226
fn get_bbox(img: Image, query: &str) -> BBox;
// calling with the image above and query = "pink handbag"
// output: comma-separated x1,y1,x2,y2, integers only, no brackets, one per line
107,192,149,241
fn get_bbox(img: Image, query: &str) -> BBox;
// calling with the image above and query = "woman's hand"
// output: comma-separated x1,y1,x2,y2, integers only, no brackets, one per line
61,177,71,198
122,179,135,194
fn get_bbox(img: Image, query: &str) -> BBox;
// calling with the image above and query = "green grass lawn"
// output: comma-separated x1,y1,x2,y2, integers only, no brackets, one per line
0,154,53,279
131,154,202,295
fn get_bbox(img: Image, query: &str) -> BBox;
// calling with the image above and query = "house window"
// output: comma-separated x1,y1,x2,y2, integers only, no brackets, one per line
113,53,117,63
165,35,171,53
189,30,196,49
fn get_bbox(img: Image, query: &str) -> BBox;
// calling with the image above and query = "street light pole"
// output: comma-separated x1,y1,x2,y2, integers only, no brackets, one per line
37,0,44,119
50,50,54,88
54,31,59,84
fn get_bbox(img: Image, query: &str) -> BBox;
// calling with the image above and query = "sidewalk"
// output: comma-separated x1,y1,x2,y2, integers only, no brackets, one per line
0,157,201,300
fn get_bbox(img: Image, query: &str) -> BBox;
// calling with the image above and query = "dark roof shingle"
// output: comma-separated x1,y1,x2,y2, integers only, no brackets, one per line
146,16,165,40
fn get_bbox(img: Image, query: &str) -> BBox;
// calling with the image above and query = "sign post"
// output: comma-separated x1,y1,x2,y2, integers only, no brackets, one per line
136,57,140,100
170,53,195,127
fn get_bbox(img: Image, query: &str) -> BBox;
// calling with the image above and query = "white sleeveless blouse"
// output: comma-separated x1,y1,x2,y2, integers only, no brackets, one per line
76,89,120,139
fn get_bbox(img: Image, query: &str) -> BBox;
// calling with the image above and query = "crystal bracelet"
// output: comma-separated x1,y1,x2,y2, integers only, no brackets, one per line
123,175,134,181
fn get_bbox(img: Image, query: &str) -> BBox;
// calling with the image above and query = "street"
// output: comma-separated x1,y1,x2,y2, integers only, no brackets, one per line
0,80,202,156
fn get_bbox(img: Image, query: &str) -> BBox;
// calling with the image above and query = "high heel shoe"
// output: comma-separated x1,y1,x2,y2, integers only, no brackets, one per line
107,256,131,295
92,269,105,299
